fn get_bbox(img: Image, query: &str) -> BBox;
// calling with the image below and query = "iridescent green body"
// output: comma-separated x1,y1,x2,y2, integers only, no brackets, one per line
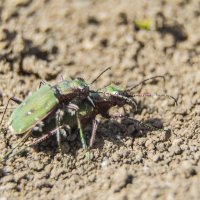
9,78,90,134
32,99,96,136
32,84,132,136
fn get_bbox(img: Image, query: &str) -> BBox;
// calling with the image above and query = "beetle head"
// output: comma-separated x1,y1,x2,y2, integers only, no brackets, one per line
98,84,138,111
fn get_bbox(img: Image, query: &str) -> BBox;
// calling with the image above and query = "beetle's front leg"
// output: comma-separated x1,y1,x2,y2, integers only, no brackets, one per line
65,103,88,149
76,112,87,150
64,103,89,159
75,111,91,160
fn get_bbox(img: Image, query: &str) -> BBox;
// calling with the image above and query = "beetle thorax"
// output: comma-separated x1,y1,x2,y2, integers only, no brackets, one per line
54,79,90,102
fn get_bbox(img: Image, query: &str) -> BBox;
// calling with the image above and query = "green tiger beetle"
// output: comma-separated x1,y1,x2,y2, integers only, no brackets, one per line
1,75,177,161
0,68,111,161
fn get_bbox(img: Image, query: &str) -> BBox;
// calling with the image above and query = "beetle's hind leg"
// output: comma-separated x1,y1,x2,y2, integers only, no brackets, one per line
0,97,23,147
6,125,71,163
0,97,22,126
0,129,32,162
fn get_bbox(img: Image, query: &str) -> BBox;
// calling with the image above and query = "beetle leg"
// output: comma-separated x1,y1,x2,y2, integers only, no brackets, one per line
39,80,47,88
63,103,90,158
31,126,63,146
127,76,166,92
31,123,72,147
5,125,69,162
0,129,32,162
0,96,22,126
0,96,23,147
76,112,90,160
89,115,100,148
76,112,87,150
55,109,66,163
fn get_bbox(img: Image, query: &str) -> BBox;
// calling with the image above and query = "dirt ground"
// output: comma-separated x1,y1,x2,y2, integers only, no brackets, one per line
0,0,199,199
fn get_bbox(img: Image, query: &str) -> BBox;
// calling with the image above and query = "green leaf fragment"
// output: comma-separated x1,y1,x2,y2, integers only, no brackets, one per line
134,19,151,30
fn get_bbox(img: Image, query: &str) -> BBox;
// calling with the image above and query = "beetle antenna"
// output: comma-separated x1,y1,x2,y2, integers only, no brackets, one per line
132,93,178,105
90,67,111,85
127,75,166,91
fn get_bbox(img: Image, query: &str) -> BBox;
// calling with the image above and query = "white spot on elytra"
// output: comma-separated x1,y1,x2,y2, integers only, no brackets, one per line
27,111,32,115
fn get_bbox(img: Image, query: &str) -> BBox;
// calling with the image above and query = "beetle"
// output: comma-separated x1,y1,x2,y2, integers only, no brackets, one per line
2,75,177,161
1,67,111,135
0,68,111,161
0,78,91,159
8,78,91,134
30,75,177,148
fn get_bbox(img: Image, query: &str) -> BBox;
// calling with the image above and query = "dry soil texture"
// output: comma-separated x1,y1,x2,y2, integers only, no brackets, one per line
0,0,199,200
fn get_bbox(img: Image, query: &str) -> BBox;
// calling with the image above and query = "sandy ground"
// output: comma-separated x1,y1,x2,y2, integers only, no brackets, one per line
0,0,199,199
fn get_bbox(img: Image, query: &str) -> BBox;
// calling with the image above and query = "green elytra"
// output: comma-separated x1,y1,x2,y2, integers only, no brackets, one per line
8,78,90,134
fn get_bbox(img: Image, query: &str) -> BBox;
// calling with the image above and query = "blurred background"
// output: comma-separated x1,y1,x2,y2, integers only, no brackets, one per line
0,0,199,199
